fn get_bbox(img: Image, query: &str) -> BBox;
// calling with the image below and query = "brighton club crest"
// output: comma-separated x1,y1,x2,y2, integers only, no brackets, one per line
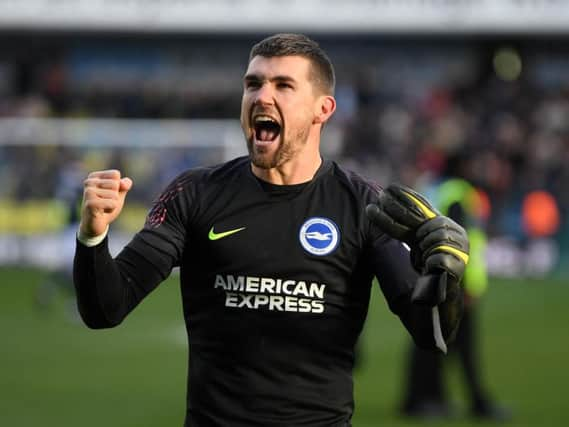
299,217,340,256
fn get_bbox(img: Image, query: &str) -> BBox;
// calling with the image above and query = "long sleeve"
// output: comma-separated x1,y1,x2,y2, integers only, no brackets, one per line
73,236,173,329
73,171,195,329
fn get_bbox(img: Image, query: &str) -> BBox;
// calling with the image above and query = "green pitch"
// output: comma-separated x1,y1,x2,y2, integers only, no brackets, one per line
1,267,567,427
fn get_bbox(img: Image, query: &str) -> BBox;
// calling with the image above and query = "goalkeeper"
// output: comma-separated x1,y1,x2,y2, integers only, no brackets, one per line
73,33,469,426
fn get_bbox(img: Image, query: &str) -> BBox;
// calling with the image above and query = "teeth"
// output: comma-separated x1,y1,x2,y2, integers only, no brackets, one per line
254,115,277,124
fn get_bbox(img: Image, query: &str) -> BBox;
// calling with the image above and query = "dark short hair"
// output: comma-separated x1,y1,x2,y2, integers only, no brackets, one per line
249,33,336,95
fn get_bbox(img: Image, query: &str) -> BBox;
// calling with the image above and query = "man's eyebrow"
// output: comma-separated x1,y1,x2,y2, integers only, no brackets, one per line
243,73,261,82
272,75,297,84
243,74,297,83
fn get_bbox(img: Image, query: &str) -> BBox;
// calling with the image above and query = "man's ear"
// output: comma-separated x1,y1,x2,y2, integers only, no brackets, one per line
314,95,336,125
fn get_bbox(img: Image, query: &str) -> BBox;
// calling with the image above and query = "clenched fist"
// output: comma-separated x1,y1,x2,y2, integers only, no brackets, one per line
79,170,133,238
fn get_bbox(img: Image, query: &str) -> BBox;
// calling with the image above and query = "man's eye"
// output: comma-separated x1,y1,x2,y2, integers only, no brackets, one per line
246,81,261,89
278,83,292,89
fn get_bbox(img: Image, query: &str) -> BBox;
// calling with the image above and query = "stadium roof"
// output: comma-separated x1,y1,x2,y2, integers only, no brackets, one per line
1,0,569,35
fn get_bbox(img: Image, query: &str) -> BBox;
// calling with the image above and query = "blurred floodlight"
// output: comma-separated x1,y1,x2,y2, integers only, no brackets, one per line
493,48,523,81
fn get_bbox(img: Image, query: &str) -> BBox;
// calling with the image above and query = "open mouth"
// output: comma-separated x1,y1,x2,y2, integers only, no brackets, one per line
253,115,281,143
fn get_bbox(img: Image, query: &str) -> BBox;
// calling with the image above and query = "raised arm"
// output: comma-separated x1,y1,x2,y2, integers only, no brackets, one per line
73,170,173,329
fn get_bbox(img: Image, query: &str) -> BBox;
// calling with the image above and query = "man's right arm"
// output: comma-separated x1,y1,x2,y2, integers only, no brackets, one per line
74,236,169,328
73,169,174,328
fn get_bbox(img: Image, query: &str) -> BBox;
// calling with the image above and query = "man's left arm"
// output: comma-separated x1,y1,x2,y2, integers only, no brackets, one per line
366,184,469,353
368,234,464,352
395,270,464,353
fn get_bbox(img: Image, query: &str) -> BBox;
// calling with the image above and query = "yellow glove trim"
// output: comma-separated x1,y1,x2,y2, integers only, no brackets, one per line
402,191,437,219
433,245,469,265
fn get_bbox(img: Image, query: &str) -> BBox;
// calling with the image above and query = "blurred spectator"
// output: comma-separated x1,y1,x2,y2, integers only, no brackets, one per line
399,152,511,421
33,162,85,322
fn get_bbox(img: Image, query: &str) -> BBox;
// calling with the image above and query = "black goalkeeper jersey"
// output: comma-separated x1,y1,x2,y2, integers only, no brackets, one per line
74,156,421,426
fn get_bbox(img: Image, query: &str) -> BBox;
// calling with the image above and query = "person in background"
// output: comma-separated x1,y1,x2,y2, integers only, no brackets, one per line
400,152,511,421
35,161,84,322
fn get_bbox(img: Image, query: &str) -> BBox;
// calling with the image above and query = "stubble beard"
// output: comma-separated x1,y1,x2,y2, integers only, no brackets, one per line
247,126,310,170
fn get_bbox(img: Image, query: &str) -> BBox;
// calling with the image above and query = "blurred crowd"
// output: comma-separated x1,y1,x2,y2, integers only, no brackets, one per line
340,63,569,243
1,36,568,251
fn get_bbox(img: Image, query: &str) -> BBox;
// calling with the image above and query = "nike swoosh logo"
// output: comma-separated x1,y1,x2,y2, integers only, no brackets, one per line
208,226,246,241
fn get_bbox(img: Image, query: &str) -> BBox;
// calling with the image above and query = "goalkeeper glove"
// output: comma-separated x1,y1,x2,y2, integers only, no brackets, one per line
366,183,469,306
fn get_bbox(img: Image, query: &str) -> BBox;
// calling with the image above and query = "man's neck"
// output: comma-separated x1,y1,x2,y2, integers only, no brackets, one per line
251,152,322,185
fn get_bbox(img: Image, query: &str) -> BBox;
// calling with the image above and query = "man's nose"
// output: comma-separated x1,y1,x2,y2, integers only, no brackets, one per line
253,83,275,105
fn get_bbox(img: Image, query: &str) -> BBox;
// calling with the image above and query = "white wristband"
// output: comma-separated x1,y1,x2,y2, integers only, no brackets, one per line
77,226,109,247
